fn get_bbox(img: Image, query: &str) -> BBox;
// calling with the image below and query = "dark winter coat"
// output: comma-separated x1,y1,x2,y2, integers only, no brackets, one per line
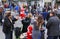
46,16,60,36
22,17,31,33
3,16,17,34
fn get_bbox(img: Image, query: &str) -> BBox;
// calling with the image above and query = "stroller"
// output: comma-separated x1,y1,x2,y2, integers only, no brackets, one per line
14,27,22,39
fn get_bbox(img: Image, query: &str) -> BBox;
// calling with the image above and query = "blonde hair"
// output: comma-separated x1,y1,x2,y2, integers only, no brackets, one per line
37,15,44,27
28,13,32,18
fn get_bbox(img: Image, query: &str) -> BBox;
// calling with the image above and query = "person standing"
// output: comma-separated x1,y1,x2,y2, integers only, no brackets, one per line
42,10,48,20
21,13,31,33
32,15,44,39
46,12,60,39
3,11,18,39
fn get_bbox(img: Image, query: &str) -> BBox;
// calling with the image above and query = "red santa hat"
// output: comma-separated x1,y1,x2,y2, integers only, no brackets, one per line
27,25,33,32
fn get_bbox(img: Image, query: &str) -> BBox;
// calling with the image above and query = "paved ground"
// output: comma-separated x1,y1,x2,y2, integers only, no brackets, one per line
0,26,5,39
0,20,23,39
0,26,47,39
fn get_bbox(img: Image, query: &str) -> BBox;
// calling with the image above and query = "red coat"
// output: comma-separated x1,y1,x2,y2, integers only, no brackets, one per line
27,32,32,39
26,25,33,39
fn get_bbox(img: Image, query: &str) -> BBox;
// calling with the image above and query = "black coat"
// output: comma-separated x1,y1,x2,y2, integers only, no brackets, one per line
46,16,60,36
22,17,31,33
14,27,21,38
3,16,17,34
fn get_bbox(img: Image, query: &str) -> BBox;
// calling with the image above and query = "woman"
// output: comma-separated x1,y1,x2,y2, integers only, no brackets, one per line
21,13,31,33
32,15,44,39
3,11,18,39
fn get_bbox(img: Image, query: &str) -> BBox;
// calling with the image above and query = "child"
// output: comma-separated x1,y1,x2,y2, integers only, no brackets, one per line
14,27,22,39
26,25,33,39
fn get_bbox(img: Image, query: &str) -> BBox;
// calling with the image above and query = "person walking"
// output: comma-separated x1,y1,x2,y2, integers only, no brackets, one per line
32,15,44,39
46,12,60,39
3,11,18,39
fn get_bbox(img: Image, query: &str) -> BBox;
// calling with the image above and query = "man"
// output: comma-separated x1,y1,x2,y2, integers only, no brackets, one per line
46,12,60,39
3,11,18,39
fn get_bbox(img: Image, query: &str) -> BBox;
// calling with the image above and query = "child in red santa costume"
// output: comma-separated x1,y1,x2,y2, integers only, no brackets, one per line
26,25,33,39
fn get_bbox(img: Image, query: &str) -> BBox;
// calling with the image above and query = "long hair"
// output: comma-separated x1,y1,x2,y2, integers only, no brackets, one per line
37,15,44,27
28,13,32,18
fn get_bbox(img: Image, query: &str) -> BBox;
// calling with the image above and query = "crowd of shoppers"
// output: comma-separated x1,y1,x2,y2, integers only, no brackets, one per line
0,1,60,39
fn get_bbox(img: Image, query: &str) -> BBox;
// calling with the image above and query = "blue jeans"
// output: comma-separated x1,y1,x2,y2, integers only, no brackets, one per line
40,31,44,39
38,32,41,39
32,30,41,39
5,31,13,39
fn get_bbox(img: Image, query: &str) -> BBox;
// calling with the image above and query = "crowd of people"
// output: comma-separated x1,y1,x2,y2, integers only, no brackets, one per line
0,1,60,39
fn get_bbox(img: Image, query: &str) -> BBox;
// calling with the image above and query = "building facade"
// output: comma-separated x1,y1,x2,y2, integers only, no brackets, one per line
44,0,52,2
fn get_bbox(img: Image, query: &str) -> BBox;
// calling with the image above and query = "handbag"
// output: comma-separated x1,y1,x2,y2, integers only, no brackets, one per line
39,24,45,39
39,24,45,32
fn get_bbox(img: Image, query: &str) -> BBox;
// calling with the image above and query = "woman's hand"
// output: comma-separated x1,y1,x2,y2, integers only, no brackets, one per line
15,16,19,20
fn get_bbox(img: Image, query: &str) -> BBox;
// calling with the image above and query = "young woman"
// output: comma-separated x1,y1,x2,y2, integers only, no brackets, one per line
32,15,44,39
21,13,32,33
